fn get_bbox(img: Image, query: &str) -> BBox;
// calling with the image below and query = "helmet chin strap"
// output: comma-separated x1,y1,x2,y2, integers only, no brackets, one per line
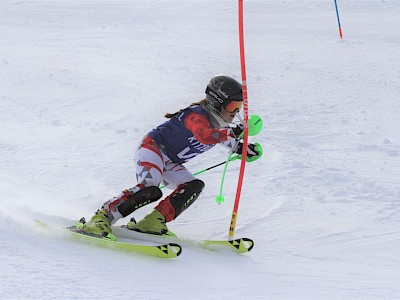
236,113,244,126
205,104,230,128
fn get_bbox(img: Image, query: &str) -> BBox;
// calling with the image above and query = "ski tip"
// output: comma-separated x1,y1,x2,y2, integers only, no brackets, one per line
169,243,182,257
157,243,182,258
241,238,254,252
228,237,254,253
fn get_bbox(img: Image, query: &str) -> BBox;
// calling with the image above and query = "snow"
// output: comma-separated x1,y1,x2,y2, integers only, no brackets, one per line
1,0,400,299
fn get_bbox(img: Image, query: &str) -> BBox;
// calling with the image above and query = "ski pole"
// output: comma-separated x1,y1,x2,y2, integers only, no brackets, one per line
159,156,240,190
333,0,343,39
193,155,240,176
215,114,263,204
215,146,239,205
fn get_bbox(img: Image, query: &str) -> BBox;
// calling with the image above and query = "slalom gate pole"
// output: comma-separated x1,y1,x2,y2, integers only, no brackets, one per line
334,0,343,39
228,0,249,240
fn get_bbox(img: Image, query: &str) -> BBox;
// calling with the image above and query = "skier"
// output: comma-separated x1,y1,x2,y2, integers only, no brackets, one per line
80,75,261,237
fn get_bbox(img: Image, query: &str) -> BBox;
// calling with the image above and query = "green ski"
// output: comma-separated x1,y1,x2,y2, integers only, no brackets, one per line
114,225,254,254
34,219,182,258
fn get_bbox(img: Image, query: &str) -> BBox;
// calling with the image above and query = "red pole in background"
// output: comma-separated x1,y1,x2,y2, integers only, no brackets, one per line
228,0,249,240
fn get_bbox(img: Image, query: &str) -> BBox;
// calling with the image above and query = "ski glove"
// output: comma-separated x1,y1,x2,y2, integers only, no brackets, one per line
230,123,244,138
234,142,260,159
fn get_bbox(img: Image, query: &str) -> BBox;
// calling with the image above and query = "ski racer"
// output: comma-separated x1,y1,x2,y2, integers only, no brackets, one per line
80,75,261,237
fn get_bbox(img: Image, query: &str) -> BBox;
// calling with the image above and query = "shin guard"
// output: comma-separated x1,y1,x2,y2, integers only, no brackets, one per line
155,179,205,222
116,186,162,218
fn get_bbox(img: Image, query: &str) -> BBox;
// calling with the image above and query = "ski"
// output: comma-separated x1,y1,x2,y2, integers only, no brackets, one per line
114,225,254,254
34,219,182,258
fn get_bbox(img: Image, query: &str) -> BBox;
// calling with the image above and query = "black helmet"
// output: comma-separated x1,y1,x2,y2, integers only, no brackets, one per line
205,75,243,111
204,75,243,127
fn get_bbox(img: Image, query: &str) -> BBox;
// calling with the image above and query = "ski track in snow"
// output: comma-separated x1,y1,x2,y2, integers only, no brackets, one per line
1,0,400,299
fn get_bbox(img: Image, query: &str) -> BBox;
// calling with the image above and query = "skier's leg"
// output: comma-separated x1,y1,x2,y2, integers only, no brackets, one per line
103,185,162,222
155,179,205,222
130,161,205,234
81,135,164,235
157,161,204,221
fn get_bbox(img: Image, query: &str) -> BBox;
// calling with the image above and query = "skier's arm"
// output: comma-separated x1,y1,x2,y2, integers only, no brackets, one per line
184,112,235,144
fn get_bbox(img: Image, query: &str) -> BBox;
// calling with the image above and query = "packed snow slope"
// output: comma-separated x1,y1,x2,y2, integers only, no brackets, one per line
1,1,400,299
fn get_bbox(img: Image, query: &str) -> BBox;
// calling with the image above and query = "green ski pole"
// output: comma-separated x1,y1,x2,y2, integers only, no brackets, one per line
159,155,240,190
215,115,263,204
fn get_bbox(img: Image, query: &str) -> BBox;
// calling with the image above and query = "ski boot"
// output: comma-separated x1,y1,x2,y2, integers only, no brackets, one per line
78,209,116,241
127,210,169,235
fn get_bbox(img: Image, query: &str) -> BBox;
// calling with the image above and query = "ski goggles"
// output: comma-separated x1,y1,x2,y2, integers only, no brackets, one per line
223,100,243,113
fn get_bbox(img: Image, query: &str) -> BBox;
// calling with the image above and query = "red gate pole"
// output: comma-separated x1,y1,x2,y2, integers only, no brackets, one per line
228,0,249,240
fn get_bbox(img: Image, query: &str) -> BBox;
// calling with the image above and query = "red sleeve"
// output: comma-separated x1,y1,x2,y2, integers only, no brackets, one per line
184,112,230,144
